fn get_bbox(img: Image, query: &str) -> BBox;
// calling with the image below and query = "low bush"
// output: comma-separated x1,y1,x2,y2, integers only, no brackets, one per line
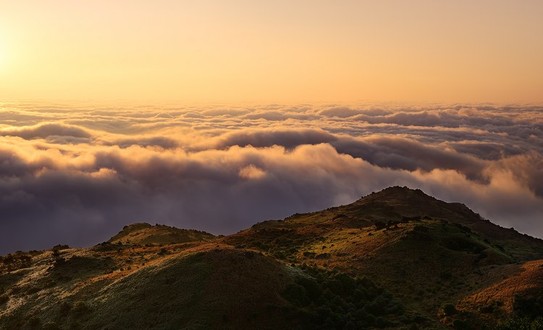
282,267,404,329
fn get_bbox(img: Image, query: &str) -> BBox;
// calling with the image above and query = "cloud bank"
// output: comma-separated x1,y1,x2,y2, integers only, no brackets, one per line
0,103,542,253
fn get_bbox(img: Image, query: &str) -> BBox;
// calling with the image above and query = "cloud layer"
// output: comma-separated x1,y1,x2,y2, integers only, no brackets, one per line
0,103,542,253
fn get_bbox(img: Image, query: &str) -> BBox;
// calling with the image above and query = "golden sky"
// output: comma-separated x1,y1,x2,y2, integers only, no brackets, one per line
0,0,542,104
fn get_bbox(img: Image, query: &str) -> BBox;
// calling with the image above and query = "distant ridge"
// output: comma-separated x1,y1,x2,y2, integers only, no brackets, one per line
108,222,215,245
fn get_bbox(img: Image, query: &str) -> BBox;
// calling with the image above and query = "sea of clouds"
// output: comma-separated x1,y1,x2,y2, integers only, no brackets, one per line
0,103,542,253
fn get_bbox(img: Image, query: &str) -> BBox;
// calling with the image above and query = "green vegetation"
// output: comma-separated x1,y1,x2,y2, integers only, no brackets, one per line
496,317,543,330
283,267,406,329
495,290,543,329
0,251,33,271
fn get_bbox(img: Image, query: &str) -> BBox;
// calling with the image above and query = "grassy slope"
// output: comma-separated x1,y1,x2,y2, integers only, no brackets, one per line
0,244,406,330
225,186,543,327
84,248,299,330
108,223,215,245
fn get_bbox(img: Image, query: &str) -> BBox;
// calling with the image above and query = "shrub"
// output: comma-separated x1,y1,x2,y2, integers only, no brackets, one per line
452,319,471,330
283,283,309,306
496,317,541,330
72,301,91,318
513,293,543,319
443,303,457,316
58,301,72,318
283,267,404,329
42,322,61,330
27,317,42,328
440,271,453,281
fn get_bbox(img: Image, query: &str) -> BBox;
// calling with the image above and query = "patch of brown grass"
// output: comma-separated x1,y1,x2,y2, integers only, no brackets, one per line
459,259,543,314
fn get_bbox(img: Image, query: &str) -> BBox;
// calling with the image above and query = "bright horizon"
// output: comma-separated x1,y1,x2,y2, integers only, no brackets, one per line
1,1,543,104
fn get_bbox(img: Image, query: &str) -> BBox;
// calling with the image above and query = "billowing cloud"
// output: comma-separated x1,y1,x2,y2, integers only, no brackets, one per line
213,128,337,149
107,136,179,149
0,104,542,254
1,123,92,140
332,136,488,182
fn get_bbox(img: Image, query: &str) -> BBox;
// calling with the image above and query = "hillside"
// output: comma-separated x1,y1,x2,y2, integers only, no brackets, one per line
108,223,216,245
1,186,543,329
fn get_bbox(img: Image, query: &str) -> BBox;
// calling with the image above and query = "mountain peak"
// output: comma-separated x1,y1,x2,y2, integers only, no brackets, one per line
335,186,487,226
363,185,435,201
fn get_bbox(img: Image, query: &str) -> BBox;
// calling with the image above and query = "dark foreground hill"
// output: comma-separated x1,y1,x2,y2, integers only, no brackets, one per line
1,186,543,329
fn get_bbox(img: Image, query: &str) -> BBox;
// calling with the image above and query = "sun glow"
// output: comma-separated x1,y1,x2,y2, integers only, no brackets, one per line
0,2,542,103
0,46,5,71
0,37,9,73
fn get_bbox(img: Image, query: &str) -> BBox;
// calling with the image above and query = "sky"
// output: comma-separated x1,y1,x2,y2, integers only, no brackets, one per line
0,2,542,254
0,0,542,104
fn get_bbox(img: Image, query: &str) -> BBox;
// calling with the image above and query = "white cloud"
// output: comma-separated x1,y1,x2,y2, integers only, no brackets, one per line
0,103,542,253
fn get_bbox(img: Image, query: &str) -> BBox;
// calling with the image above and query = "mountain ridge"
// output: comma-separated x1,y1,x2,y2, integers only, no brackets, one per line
1,186,542,329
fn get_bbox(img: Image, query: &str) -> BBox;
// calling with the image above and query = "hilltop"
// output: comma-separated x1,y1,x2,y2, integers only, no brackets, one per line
1,186,542,329
107,223,216,245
